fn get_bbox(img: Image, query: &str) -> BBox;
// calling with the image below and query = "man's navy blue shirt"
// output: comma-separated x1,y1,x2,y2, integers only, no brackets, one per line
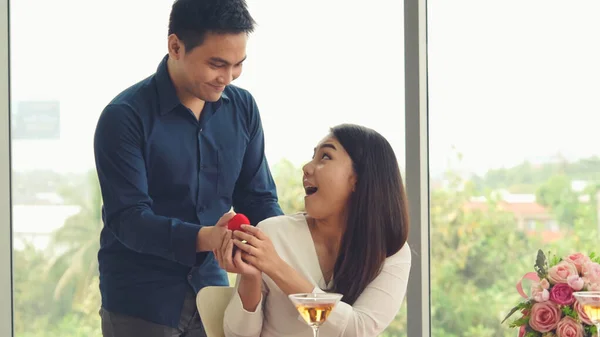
93,55,283,328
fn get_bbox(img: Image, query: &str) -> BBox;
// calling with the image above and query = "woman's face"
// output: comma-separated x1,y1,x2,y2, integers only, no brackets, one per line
302,135,357,221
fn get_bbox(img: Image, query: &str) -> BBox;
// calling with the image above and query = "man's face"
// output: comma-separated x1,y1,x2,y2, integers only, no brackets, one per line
170,32,247,102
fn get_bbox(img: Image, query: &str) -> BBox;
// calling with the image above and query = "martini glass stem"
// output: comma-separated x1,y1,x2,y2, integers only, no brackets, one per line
596,323,600,337
312,326,319,337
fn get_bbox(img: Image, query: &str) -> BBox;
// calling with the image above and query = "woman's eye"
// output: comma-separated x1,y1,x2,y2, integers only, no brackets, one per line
322,153,331,160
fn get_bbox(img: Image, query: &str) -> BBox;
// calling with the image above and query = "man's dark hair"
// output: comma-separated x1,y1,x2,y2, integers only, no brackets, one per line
168,0,256,51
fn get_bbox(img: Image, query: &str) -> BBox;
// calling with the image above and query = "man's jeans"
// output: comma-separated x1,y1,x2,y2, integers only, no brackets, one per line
100,289,207,337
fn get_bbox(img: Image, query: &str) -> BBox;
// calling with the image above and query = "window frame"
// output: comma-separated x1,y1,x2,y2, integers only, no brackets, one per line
404,0,431,336
1,0,13,335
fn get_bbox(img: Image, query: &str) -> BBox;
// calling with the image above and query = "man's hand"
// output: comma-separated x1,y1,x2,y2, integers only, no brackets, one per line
196,211,236,252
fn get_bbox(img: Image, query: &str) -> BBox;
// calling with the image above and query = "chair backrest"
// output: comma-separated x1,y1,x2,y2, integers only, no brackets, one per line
196,286,235,337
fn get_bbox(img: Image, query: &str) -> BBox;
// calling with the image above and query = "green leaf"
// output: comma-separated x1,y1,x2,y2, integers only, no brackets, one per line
549,251,561,267
586,325,597,337
502,301,532,324
509,316,529,328
591,252,600,264
502,305,522,324
524,331,541,337
562,305,577,319
535,249,548,279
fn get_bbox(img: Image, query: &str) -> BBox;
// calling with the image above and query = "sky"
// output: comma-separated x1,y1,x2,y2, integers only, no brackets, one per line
7,0,600,177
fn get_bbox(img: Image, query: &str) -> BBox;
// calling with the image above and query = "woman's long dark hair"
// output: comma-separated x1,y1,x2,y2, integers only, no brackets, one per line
328,124,409,305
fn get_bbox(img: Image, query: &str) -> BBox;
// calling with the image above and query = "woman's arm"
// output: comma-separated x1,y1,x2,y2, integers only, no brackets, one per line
237,273,262,312
223,271,269,337
266,258,314,295
217,233,268,337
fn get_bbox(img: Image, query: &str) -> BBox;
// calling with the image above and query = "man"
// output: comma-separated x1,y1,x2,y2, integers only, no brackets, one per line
93,0,283,335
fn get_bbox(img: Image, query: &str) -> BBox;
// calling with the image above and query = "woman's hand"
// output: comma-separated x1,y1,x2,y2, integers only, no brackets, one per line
213,230,261,278
232,225,285,278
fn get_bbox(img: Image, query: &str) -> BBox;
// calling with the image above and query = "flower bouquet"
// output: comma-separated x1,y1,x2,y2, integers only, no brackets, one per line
503,250,600,337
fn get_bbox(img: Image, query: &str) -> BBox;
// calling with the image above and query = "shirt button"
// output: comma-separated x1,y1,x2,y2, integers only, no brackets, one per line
188,274,193,280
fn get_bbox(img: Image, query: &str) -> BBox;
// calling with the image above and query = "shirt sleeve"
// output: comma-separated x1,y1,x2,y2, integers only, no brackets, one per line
312,247,412,337
94,104,200,267
232,94,284,225
223,275,269,337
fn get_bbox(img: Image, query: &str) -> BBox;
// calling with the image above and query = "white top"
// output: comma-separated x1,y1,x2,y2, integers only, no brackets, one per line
223,213,412,337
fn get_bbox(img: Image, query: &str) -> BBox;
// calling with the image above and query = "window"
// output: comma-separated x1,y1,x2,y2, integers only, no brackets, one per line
429,0,600,335
6,0,408,336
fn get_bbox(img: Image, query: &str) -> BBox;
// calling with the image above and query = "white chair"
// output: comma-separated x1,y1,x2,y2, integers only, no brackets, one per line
196,286,235,337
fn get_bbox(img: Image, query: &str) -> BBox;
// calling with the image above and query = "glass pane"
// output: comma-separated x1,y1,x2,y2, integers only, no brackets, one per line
429,0,600,336
11,0,406,336
10,1,173,336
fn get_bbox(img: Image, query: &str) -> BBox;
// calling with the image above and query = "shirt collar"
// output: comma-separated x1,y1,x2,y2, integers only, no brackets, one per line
155,54,230,116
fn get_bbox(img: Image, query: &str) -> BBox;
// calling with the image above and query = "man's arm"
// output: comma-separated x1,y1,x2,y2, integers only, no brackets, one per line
94,104,219,266
232,96,284,224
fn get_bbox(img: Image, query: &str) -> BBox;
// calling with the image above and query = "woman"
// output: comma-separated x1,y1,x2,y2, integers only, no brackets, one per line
215,124,411,337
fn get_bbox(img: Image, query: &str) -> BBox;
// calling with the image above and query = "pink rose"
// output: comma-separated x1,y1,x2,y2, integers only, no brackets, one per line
582,262,600,278
583,262,600,290
529,301,561,332
518,325,526,337
548,260,578,284
564,253,591,273
574,300,593,325
556,316,583,337
567,275,584,291
549,283,575,305
534,289,550,302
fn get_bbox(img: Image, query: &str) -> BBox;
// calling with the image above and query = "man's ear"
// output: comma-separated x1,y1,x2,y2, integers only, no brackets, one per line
167,34,184,60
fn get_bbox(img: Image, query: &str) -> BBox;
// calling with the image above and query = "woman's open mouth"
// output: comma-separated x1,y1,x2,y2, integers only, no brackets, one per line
304,186,318,196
